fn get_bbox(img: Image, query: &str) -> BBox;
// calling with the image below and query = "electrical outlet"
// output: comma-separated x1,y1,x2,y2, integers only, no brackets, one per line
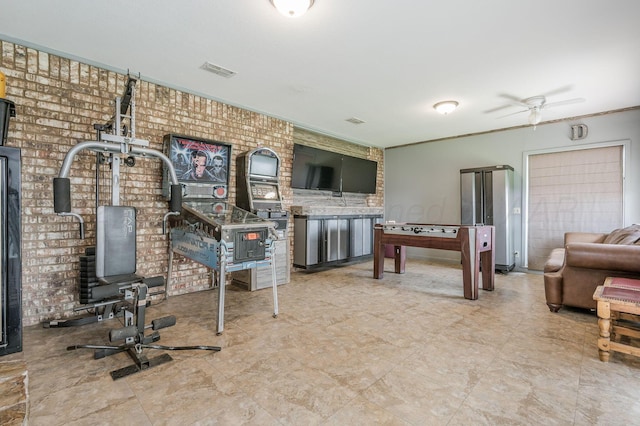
513,207,521,215
514,251,520,257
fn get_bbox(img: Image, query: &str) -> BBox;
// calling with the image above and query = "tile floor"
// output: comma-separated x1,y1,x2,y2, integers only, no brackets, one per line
6,259,640,425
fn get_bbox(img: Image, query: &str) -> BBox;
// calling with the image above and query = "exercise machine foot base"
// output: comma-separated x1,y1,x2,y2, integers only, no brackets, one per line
110,353,173,380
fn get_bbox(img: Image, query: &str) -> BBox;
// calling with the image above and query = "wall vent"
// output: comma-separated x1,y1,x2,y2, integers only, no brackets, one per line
346,117,366,125
201,62,236,78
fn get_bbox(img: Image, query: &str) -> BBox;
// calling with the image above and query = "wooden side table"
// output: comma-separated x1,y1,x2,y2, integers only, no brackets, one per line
593,277,640,362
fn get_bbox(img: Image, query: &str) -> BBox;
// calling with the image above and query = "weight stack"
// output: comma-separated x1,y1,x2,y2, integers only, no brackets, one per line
79,247,99,304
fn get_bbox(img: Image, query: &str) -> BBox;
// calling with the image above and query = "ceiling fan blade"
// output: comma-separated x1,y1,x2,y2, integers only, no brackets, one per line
541,85,573,98
497,93,529,108
496,108,529,119
543,97,586,109
483,104,515,114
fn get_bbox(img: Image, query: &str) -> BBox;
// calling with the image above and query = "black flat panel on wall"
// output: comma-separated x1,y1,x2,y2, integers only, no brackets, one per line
291,144,377,194
291,144,341,191
341,154,377,194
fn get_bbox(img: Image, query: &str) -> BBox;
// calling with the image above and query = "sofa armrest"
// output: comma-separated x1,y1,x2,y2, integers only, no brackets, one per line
544,248,565,273
565,242,640,273
564,232,607,245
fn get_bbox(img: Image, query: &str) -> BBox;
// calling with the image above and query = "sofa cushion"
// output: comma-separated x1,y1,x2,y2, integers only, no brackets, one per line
603,224,640,245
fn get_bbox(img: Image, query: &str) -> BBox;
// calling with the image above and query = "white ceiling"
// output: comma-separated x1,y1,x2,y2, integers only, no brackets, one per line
1,0,639,149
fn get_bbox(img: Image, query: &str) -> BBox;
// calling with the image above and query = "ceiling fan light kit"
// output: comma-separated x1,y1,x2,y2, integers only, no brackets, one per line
270,0,315,18
528,108,542,125
434,100,459,115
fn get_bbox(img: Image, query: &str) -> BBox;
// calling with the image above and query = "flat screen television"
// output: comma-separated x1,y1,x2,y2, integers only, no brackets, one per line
341,154,377,194
291,144,341,192
163,134,232,199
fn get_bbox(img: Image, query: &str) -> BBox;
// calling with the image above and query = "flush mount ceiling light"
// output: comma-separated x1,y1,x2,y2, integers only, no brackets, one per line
270,0,315,18
433,100,459,115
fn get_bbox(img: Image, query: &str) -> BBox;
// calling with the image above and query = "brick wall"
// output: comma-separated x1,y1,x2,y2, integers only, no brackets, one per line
0,40,384,326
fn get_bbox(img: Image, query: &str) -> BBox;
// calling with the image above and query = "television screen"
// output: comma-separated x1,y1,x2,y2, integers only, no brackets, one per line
291,144,341,191
165,134,231,199
341,155,377,194
250,152,279,177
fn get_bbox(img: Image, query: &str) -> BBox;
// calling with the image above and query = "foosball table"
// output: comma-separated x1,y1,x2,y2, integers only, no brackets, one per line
373,223,495,300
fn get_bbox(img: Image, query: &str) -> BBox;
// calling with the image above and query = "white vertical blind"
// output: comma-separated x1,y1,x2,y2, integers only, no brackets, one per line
527,145,623,270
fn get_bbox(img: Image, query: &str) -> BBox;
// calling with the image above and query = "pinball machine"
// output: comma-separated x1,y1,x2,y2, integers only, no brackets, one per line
162,136,279,334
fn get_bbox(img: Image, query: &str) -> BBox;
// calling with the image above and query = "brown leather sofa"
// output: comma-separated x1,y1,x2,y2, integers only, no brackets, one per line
543,225,640,312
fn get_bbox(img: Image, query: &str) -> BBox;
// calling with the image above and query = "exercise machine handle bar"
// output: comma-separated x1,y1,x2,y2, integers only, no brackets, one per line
53,140,183,239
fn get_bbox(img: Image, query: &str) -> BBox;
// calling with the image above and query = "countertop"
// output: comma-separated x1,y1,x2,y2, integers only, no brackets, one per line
290,205,384,216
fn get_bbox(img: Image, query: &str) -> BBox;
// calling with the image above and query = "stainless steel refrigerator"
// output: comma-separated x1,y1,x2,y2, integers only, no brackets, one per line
460,165,514,272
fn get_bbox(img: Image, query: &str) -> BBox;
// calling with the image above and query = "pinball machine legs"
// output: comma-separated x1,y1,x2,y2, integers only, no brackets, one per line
211,242,279,335
215,263,279,335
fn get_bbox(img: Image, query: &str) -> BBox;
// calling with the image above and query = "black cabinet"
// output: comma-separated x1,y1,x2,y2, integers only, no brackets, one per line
293,214,382,269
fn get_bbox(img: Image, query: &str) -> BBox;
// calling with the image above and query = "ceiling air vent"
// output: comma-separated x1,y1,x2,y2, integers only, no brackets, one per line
201,62,236,78
346,117,366,125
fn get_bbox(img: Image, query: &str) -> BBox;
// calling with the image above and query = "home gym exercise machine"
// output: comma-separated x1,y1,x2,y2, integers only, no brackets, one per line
51,75,220,379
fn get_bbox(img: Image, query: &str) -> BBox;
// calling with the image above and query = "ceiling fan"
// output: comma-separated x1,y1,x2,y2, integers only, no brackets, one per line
486,86,585,127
